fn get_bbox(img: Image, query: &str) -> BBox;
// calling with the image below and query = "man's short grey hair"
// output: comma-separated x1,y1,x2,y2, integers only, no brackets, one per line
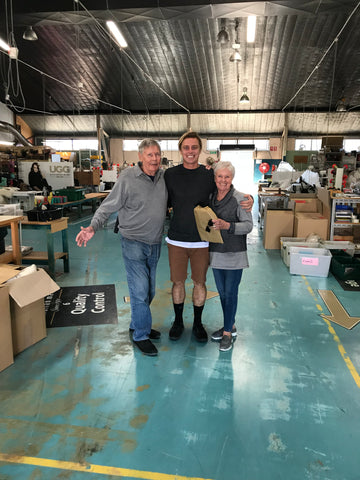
214,161,235,178
138,139,161,154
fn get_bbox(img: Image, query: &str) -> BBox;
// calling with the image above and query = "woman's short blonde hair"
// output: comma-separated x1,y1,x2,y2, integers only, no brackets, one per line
214,161,235,178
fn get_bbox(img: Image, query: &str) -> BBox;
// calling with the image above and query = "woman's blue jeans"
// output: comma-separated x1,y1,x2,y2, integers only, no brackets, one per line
212,268,243,332
121,237,161,341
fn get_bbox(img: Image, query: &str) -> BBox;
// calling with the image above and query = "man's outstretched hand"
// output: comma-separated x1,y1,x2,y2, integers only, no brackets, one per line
76,226,95,247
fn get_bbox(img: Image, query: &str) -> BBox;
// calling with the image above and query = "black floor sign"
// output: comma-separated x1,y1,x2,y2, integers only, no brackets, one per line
45,284,118,328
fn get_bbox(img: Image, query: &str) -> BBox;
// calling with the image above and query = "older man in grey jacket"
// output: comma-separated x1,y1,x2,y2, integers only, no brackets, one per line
76,139,168,356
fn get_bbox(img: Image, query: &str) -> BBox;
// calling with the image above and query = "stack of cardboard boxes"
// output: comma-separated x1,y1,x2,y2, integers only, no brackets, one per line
262,188,331,249
0,265,59,373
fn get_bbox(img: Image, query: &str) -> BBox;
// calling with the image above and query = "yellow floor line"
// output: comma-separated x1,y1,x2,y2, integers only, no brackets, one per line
302,276,360,389
0,453,213,480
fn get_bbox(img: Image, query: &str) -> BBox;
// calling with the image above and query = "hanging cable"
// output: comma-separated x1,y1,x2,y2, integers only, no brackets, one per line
282,1,360,111
6,55,131,114
75,0,191,114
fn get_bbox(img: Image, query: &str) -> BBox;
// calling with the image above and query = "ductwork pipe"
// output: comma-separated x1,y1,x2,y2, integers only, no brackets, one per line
0,120,33,147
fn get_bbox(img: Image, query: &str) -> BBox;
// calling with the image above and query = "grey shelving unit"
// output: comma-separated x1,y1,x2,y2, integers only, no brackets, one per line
330,195,360,247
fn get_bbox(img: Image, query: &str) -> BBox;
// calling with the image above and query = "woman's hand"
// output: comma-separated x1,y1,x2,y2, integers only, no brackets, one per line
212,218,230,230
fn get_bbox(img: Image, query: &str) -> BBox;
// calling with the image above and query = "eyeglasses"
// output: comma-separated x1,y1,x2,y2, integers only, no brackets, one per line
205,219,213,232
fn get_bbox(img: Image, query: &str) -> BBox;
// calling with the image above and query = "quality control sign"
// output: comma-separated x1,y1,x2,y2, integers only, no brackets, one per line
45,284,118,327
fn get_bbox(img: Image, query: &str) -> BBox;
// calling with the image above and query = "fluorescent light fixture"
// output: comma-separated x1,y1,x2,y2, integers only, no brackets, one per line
0,141,14,146
247,16,256,43
106,21,127,48
0,38,10,52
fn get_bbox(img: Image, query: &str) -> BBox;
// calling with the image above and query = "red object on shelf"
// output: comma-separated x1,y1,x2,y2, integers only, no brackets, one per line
259,162,270,174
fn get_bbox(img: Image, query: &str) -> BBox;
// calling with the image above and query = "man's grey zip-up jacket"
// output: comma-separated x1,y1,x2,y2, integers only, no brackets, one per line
90,164,168,244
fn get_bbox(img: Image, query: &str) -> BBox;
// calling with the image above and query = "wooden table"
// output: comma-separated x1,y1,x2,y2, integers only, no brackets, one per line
0,215,22,265
56,192,108,217
20,217,69,278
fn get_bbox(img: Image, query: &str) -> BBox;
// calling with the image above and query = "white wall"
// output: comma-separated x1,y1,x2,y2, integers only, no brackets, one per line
220,150,256,194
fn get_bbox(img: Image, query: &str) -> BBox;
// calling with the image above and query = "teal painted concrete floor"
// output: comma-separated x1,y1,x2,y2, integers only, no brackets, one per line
1,205,360,480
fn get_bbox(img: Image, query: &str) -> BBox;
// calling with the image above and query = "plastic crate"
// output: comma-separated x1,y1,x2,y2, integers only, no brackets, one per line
330,254,360,280
280,237,319,267
321,240,355,257
289,246,332,277
26,206,63,222
54,188,85,201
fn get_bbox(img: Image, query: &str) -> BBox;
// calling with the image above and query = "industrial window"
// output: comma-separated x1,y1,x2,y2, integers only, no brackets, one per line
295,139,322,151
43,139,98,150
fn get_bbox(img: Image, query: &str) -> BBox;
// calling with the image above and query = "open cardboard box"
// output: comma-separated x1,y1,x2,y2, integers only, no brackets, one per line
0,285,13,372
0,265,59,355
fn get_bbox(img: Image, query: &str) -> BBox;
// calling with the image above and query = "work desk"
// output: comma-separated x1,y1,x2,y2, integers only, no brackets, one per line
0,215,22,265
21,217,69,278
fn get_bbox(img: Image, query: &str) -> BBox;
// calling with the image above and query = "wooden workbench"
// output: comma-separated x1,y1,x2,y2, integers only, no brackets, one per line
55,192,108,217
20,217,69,278
0,215,22,265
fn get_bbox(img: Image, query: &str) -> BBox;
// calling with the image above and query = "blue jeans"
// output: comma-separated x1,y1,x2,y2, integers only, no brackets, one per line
212,268,243,332
121,237,161,341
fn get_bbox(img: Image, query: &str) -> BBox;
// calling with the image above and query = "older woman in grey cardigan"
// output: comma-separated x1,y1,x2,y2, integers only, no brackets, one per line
209,161,253,351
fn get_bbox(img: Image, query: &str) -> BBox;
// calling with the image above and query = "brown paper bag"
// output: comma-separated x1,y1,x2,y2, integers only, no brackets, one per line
194,205,224,243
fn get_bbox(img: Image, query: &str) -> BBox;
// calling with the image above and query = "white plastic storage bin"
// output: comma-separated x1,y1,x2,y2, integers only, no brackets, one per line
289,246,332,277
280,237,320,267
321,240,355,257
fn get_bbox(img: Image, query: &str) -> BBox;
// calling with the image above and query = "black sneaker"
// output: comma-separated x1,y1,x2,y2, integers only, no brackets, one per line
129,328,161,340
133,339,158,356
219,334,233,352
192,323,208,343
211,326,237,341
169,322,184,341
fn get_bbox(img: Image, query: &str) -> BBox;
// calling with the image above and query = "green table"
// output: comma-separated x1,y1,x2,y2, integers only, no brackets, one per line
20,217,69,278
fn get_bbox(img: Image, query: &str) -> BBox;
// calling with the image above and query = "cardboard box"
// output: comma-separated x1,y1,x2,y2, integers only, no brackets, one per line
263,210,294,249
74,170,100,185
316,187,331,238
294,212,329,240
0,266,59,355
0,286,14,372
292,198,320,213
289,193,323,213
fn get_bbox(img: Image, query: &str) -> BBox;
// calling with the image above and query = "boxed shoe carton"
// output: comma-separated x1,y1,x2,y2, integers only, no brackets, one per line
0,285,13,372
263,210,294,249
0,265,59,355
294,212,329,240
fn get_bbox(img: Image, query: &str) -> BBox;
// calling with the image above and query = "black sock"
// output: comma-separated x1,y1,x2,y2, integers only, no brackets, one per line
174,303,184,324
193,305,204,326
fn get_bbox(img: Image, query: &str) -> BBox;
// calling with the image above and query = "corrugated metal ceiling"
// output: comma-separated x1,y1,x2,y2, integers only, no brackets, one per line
0,0,360,139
